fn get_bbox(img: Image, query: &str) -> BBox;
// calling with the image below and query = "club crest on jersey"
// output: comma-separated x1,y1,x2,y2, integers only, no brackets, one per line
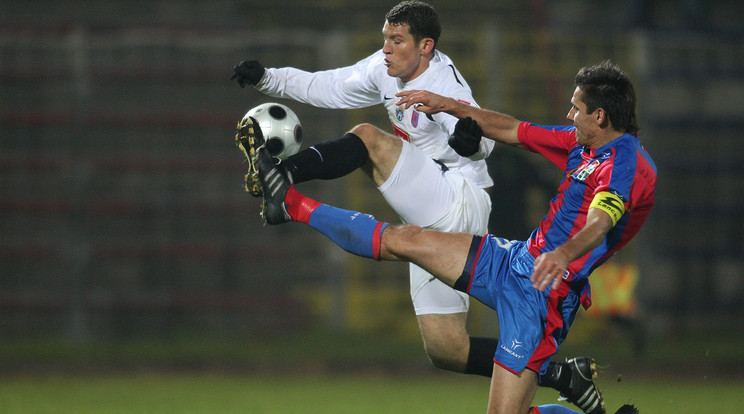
571,159,600,181
395,106,405,122
411,110,419,128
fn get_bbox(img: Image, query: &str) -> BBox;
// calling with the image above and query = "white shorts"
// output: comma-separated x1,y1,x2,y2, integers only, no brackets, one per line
378,141,492,315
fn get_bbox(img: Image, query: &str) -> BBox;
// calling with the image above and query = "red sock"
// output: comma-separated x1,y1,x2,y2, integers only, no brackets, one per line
284,186,321,224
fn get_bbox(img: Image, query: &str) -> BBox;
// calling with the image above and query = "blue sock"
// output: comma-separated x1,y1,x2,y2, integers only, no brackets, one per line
533,405,581,414
307,204,389,260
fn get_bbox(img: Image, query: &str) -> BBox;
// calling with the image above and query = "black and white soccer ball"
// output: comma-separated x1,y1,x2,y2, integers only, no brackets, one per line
243,102,303,159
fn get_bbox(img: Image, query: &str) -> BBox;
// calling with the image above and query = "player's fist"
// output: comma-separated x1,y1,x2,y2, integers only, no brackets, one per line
230,60,265,87
448,117,483,157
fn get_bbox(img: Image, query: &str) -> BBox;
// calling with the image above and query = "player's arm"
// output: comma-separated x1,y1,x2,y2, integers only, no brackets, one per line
231,54,383,109
395,89,522,148
531,191,626,291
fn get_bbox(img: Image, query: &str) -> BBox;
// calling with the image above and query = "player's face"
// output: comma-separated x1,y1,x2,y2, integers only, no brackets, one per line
567,87,597,146
381,21,428,82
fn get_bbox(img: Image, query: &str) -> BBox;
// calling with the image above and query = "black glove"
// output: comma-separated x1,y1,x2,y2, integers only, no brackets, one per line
448,117,483,157
230,60,266,87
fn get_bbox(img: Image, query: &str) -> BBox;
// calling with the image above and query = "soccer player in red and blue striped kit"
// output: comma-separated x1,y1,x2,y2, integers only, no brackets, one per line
242,61,653,414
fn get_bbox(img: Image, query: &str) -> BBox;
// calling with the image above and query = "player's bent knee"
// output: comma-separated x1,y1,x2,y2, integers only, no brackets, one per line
420,334,468,372
349,123,381,145
417,315,469,372
428,353,457,371
424,345,463,372
349,123,398,158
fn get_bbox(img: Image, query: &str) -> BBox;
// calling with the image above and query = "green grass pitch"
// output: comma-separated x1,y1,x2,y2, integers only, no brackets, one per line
0,372,741,413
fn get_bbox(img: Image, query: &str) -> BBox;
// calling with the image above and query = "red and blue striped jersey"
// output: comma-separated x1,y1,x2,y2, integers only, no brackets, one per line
517,122,657,300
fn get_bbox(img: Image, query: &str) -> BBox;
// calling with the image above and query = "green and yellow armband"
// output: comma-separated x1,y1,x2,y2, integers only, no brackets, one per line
589,191,626,226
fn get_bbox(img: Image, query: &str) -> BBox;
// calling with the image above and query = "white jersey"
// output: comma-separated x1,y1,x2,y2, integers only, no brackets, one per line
256,49,494,189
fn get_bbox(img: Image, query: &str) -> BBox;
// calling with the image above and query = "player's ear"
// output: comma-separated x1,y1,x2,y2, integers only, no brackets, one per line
419,37,435,55
595,107,609,127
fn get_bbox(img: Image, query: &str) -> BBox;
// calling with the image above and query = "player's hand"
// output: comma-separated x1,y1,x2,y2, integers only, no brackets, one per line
230,60,265,87
530,249,570,292
395,89,451,114
448,117,482,157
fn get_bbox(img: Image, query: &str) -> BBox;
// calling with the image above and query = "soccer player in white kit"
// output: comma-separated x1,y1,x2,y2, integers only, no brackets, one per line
232,2,604,412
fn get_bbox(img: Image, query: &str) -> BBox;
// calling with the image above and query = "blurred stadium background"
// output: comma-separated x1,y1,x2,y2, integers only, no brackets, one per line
1,0,743,397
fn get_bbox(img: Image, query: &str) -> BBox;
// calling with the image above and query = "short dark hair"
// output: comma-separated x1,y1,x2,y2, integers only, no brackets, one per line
574,60,639,135
385,1,441,49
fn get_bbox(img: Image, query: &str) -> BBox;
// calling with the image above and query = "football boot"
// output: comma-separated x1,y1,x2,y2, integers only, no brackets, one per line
554,357,605,414
235,115,265,197
255,146,292,225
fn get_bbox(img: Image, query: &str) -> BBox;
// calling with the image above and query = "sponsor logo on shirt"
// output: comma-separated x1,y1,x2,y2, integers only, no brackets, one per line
571,159,600,182
411,110,419,128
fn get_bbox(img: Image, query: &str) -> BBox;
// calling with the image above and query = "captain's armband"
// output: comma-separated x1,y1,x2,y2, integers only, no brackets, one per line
589,191,626,226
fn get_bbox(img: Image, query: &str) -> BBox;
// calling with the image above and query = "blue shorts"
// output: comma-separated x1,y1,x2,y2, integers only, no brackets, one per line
454,236,582,375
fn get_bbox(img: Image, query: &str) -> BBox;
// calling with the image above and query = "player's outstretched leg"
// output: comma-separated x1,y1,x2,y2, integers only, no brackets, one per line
541,357,605,414
248,140,390,258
